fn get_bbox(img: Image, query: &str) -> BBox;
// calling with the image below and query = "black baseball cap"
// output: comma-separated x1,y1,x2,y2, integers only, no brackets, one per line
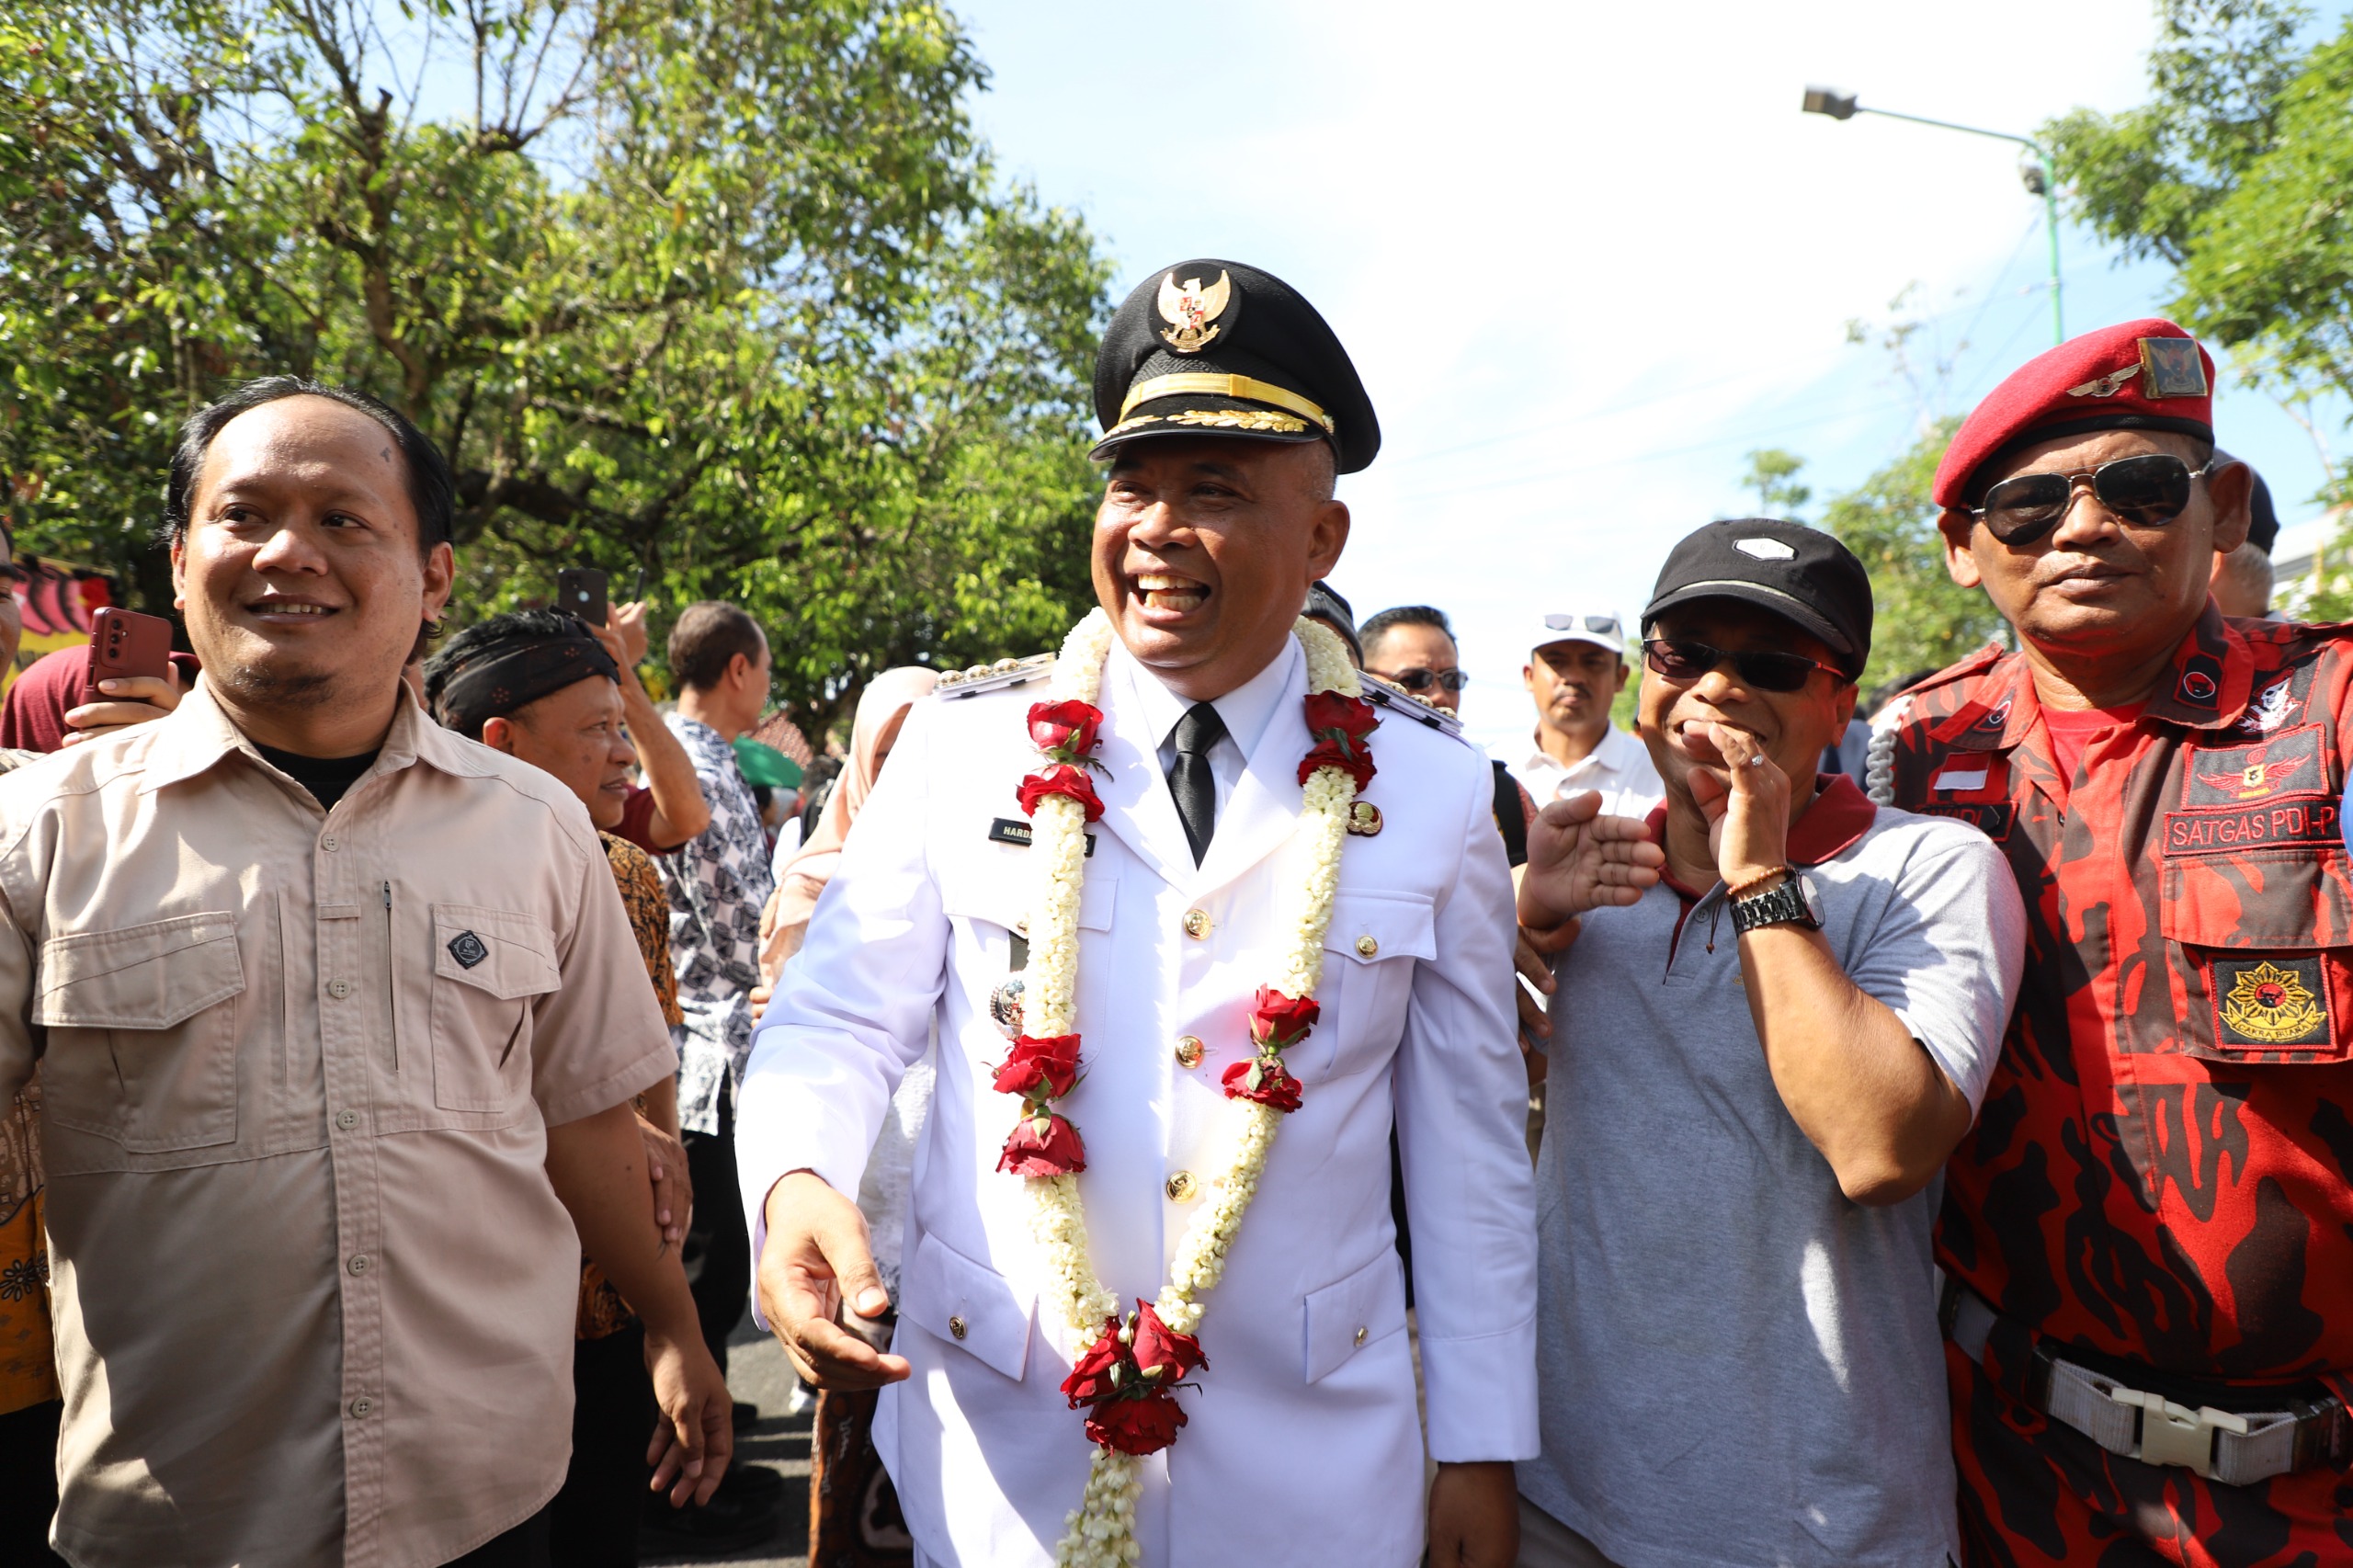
1642,518,1872,681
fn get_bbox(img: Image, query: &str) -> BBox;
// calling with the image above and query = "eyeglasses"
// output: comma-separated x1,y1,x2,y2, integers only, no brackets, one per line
1543,613,1621,637
1642,638,1843,693
1971,454,2218,546
1370,667,1467,694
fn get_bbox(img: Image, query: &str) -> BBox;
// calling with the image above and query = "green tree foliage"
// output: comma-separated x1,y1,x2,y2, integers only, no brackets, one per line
0,0,1110,728
2043,0,2353,609
1739,448,1812,518
1821,418,2006,696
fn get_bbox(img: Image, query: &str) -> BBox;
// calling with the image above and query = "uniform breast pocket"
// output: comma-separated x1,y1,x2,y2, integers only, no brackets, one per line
939,853,1118,1042
429,904,561,1113
35,913,245,1154
1292,892,1436,1083
2160,847,2353,1063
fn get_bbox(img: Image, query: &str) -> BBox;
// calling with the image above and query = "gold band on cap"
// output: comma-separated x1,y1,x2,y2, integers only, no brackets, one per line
1118,373,1334,433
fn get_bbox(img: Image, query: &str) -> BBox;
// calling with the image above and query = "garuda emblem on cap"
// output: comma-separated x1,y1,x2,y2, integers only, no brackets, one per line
1157,269,1233,354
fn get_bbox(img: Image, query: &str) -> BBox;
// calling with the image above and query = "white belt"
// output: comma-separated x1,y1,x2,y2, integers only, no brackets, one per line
1946,1282,2343,1486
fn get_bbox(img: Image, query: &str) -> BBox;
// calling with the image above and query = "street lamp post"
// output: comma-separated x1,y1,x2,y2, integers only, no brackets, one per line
1802,86,2063,346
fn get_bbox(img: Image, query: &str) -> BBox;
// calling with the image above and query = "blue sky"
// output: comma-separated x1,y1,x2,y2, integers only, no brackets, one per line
955,0,2350,754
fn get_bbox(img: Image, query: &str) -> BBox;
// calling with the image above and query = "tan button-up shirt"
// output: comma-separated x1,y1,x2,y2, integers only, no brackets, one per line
0,682,676,1568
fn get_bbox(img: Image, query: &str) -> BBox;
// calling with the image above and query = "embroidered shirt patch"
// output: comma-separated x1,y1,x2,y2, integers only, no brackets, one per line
447,930,489,970
2183,724,2327,807
2212,957,2329,1048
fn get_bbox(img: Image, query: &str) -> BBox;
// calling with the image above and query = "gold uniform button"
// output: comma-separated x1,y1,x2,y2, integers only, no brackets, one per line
949,1315,968,1341
1183,909,1211,939
1165,1171,1199,1203
1354,1325,1369,1347
1355,935,1379,958
1174,1036,1205,1069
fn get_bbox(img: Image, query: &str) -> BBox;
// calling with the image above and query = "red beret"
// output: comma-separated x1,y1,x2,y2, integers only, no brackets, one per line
1931,318,2215,508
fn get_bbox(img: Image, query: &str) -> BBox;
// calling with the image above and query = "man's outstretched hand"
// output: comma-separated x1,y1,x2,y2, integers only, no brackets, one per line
758,1171,912,1390
1518,789,1664,929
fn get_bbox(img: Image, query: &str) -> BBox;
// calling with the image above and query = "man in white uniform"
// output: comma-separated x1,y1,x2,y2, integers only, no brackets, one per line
739,262,1640,1567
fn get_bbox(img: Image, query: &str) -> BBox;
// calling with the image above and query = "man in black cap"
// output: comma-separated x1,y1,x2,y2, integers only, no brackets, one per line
1514,520,2025,1567
742,260,1645,1568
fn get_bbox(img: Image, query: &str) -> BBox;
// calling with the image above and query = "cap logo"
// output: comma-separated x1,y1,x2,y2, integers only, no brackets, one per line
1156,270,1233,354
2139,336,2209,400
1734,537,1796,562
2065,365,2140,399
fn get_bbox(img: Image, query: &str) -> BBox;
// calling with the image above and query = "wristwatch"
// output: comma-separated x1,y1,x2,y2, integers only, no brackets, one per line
1728,870,1824,934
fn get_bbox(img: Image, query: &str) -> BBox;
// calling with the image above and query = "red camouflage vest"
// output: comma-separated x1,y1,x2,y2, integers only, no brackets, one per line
1886,606,2353,1382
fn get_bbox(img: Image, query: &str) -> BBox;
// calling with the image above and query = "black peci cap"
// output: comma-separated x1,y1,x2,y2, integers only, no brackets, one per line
1643,518,1872,681
1092,260,1381,473
2214,449,2279,555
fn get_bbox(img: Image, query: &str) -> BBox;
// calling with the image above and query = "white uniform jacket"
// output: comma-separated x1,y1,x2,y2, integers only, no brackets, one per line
737,639,1538,1568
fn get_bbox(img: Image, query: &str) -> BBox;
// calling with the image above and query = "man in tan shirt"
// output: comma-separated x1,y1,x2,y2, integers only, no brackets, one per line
0,378,730,1567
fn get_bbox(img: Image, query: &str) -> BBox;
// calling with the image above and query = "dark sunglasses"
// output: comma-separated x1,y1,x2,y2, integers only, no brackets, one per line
1642,638,1843,694
1371,666,1467,694
1544,613,1622,637
1971,453,2218,546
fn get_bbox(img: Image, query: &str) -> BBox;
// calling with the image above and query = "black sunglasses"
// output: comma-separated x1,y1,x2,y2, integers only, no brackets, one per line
1971,453,2218,546
1543,613,1622,637
1370,666,1467,694
1642,638,1843,694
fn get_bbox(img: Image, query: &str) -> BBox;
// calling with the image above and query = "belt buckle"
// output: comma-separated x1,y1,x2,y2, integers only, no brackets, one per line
2109,1387,2250,1478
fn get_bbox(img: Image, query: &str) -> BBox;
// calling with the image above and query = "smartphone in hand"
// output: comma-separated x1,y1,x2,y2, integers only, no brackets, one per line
555,567,608,629
83,608,175,706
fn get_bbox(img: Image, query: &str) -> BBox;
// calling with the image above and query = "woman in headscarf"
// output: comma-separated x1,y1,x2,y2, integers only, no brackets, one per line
756,664,938,976
752,665,934,1568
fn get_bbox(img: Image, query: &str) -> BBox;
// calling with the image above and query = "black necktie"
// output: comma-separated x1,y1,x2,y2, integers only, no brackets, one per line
1168,702,1226,866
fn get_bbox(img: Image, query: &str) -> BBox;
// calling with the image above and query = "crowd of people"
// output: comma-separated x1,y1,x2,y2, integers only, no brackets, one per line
0,256,2343,1568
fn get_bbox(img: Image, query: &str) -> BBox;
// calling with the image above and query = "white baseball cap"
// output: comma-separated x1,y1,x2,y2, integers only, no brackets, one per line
1532,609,1627,655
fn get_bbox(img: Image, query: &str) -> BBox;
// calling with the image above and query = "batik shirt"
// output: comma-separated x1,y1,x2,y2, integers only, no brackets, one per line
1884,605,2353,1382
660,715,774,1137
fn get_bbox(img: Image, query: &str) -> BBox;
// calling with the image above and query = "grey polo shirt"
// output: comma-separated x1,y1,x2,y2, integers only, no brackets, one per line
1520,777,2025,1568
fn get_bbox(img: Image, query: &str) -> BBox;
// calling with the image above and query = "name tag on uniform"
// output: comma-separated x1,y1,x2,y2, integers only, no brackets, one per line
989,817,1097,856
1933,766,1989,792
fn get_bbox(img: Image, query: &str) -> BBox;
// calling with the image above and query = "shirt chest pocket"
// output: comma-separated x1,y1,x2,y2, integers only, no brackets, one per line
2160,849,2353,1064
1291,892,1437,1083
429,904,562,1113
34,913,246,1155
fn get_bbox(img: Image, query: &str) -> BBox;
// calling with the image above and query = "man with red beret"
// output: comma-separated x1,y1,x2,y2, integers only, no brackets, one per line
1880,319,2352,1563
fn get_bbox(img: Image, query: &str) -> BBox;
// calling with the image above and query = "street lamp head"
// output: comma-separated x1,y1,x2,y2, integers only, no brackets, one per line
2019,159,2048,196
1802,86,1858,120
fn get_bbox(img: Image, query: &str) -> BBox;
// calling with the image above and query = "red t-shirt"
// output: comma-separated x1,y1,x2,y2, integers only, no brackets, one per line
2040,701,2146,787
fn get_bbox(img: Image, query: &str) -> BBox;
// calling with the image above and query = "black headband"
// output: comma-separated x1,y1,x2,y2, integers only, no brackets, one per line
434,628,620,737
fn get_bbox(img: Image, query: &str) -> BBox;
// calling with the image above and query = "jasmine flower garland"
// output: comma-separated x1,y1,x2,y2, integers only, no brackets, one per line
998,608,1376,1568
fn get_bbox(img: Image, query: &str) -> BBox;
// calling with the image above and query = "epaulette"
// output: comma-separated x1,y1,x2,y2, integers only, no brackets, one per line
936,652,1056,700
1362,677,1465,740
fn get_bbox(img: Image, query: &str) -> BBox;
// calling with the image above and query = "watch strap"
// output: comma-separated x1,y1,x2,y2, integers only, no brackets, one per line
1730,877,1813,934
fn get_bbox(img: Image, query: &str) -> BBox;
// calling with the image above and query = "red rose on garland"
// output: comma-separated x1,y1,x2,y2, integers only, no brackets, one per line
1248,987,1320,1051
1222,1057,1304,1113
993,1033,1084,1100
998,1110,1087,1176
1128,1301,1206,1383
1028,700,1105,760
1087,1392,1188,1456
1298,691,1381,790
1061,1318,1125,1406
1017,764,1105,823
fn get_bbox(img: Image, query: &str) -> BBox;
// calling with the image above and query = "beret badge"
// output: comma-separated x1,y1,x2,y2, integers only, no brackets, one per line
1156,269,1233,354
